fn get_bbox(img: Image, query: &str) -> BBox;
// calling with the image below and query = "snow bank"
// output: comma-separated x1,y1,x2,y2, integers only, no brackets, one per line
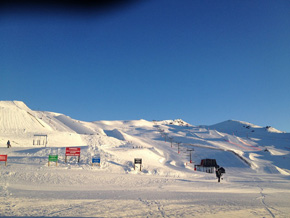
104,129,126,141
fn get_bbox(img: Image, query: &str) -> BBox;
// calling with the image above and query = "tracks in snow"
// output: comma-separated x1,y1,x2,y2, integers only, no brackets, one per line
256,185,275,218
0,172,15,216
253,177,287,218
138,198,166,218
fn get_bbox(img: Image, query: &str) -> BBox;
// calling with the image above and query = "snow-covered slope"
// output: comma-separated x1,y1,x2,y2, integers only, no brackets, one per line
0,101,289,175
1,101,290,217
209,119,285,134
208,120,290,150
0,101,49,132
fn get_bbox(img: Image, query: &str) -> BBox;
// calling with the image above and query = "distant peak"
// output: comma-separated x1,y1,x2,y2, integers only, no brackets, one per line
210,119,284,134
155,119,191,126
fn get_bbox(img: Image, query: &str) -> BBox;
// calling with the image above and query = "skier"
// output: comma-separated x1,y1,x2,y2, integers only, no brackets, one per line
7,140,11,148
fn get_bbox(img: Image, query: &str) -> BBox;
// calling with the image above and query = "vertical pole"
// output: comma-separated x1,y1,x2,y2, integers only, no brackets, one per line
48,161,50,167
56,161,58,167
65,155,67,163
187,149,194,163
163,133,168,142
177,142,181,154
169,137,173,148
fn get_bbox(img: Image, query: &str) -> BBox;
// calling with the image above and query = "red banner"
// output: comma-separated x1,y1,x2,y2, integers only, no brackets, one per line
0,155,7,161
65,147,81,156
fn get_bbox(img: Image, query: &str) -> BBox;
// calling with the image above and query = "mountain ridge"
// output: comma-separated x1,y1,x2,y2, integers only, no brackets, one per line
0,100,289,176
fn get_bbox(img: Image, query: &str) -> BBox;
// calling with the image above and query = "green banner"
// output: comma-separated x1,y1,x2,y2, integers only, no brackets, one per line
48,155,58,162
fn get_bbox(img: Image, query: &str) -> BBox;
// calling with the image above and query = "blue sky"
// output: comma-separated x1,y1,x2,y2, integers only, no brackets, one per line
1,0,290,132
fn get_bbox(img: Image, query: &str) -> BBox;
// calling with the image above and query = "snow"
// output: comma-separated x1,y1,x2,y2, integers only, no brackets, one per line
209,119,285,134
0,101,290,217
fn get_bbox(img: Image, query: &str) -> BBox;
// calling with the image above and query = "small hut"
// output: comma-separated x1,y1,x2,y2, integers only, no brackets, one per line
194,159,218,173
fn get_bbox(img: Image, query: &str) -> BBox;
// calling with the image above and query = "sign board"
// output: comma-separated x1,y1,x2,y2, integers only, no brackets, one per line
92,156,101,166
65,147,81,163
66,147,81,156
48,155,58,162
0,155,7,161
0,155,7,166
134,158,142,171
48,155,58,166
134,158,142,164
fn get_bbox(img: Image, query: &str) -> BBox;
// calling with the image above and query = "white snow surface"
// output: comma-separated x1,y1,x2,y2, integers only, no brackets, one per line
0,101,290,217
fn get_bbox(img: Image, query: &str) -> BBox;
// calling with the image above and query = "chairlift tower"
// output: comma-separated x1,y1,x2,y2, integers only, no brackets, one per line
169,137,174,148
176,142,182,154
163,133,169,142
187,149,194,163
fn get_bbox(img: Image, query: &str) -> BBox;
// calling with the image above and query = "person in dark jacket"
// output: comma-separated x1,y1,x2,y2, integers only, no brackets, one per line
216,167,225,182
7,140,11,148
216,168,221,182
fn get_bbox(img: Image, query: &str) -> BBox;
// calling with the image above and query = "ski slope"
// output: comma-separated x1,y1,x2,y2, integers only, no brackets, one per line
0,101,290,217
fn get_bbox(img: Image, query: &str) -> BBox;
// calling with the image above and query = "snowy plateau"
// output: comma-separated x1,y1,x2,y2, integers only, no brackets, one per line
0,101,290,218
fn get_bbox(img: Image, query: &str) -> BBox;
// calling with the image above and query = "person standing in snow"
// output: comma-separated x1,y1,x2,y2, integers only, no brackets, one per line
216,167,225,183
216,167,221,182
7,140,11,148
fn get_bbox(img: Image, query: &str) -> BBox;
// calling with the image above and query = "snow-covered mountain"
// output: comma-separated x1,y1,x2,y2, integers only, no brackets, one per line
1,100,289,175
1,101,290,217
209,119,285,134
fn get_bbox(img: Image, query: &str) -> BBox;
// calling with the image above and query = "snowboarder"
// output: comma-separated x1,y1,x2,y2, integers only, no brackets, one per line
216,167,225,182
7,140,11,148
